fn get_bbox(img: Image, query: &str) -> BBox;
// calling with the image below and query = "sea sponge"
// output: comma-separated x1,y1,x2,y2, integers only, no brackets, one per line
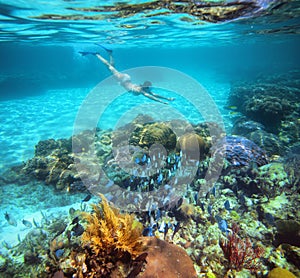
267,267,297,278
177,133,210,159
140,237,197,278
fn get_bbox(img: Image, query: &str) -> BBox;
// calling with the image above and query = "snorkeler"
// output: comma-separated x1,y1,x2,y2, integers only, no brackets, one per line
79,45,175,104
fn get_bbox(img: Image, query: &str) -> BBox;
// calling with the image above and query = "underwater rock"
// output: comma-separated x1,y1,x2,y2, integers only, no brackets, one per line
281,244,300,269
283,143,300,187
129,122,177,151
21,136,81,190
228,75,300,141
35,138,71,156
257,163,289,198
244,95,294,131
274,220,300,247
278,116,300,146
211,136,268,168
231,117,265,137
247,130,285,156
141,237,197,278
0,254,7,272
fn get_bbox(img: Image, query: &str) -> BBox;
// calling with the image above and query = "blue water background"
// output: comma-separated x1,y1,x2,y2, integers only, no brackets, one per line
0,40,299,171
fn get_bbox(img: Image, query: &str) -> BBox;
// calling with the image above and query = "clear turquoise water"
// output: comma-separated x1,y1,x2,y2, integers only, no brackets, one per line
0,0,299,274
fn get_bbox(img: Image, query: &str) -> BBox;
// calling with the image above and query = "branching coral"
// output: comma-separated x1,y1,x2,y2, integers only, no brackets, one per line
79,194,144,276
220,222,264,273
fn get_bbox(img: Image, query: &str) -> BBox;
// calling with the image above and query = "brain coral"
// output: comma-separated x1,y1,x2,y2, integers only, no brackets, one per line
211,136,268,167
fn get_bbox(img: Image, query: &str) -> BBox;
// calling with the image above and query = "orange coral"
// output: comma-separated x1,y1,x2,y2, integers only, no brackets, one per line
78,194,144,276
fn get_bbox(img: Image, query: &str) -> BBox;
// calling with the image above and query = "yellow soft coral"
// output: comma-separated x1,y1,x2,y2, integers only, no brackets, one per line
81,194,143,259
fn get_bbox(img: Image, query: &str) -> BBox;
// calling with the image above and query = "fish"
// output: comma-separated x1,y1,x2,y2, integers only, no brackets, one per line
71,223,84,237
33,218,39,228
216,215,228,234
55,249,64,259
155,209,161,220
172,223,180,239
22,219,32,228
157,173,163,184
82,194,92,202
158,221,165,233
135,157,140,164
224,105,238,111
207,205,212,215
4,212,17,227
163,222,169,240
211,187,216,197
141,154,147,163
71,216,80,225
69,207,76,216
224,200,231,211
142,227,154,237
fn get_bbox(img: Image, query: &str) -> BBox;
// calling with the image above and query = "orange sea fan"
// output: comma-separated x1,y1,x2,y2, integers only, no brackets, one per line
81,194,143,259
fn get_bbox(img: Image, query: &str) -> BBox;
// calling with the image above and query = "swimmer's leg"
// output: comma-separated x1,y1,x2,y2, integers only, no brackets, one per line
95,43,114,66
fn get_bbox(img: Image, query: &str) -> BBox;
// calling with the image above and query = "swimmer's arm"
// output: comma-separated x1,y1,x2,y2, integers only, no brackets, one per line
141,91,169,104
147,91,175,101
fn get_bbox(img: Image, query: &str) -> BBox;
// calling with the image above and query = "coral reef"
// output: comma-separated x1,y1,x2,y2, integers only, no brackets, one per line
1,74,300,278
228,71,300,144
244,95,294,130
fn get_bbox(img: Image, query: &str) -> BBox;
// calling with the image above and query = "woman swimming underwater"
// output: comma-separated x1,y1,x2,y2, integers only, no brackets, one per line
79,45,175,104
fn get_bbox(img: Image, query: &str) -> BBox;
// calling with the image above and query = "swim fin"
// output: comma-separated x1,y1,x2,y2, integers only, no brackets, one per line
95,43,113,54
78,51,98,56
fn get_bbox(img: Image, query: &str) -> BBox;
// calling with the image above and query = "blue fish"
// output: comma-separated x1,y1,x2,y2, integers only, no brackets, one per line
224,200,231,211
158,221,165,233
207,205,212,215
135,157,140,164
157,173,163,184
142,227,154,237
155,209,161,220
216,216,228,234
55,249,64,259
211,187,216,197
172,222,180,239
141,154,147,163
